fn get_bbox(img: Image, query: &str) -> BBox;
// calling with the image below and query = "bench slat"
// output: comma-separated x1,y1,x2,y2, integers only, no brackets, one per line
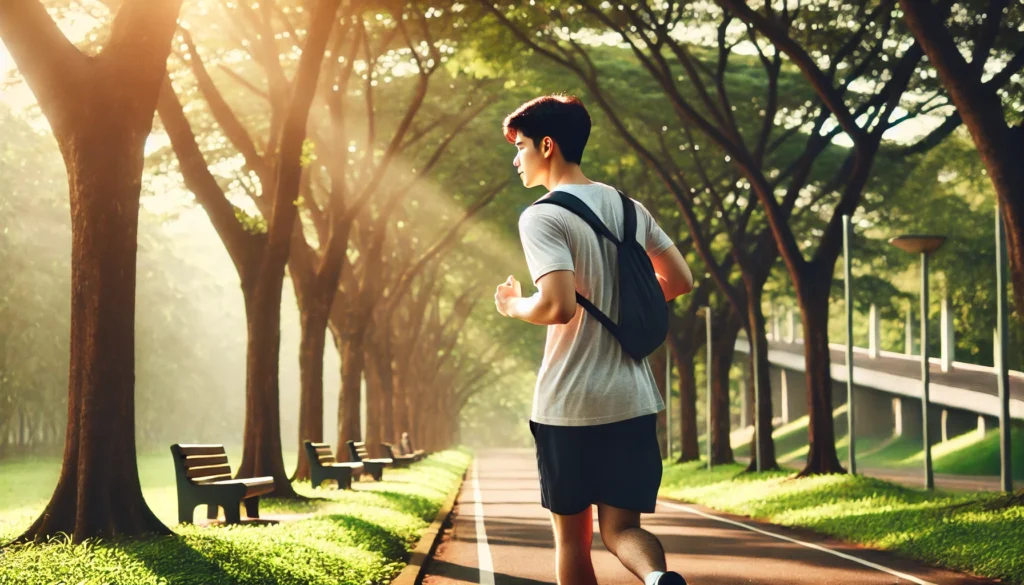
314,446,334,456
176,444,226,457
183,454,229,469
187,464,232,479
193,474,233,483
200,477,273,487
317,455,336,463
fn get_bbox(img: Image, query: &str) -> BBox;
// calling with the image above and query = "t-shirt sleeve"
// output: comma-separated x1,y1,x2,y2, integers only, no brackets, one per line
635,200,675,256
518,207,575,284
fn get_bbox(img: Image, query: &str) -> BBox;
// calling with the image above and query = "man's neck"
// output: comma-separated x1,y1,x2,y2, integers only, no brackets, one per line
543,163,592,192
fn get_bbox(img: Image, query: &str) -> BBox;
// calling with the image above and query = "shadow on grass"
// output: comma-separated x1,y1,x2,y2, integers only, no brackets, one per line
117,534,242,585
324,513,408,560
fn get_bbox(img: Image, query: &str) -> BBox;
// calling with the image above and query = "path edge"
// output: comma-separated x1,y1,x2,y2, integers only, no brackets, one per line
390,461,468,585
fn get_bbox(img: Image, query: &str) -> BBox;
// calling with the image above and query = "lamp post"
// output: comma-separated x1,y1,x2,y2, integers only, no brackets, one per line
843,215,856,476
697,306,712,470
888,234,946,490
995,205,1012,493
666,343,672,463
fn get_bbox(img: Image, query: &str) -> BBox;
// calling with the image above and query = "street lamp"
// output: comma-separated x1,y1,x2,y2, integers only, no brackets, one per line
697,306,712,470
888,234,946,490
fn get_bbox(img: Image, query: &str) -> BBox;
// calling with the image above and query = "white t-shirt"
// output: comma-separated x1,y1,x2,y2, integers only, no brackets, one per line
518,182,675,426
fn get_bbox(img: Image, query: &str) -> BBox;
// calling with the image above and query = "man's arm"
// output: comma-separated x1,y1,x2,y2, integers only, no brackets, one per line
500,270,577,325
650,245,694,301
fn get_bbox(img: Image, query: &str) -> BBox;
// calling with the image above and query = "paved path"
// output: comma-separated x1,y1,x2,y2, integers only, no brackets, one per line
423,449,995,585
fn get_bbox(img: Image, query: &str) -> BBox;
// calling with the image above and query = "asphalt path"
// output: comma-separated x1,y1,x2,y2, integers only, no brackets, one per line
422,449,996,585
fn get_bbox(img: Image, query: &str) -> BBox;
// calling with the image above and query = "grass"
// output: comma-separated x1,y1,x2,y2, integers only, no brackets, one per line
728,406,1024,479
660,460,1024,584
0,448,470,585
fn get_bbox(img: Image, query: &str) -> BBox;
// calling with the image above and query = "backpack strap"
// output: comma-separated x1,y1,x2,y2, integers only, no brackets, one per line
534,191,622,245
618,190,637,244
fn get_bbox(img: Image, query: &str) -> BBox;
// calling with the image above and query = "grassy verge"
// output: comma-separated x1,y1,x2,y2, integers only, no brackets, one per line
0,448,470,585
660,460,1024,584
728,406,1024,479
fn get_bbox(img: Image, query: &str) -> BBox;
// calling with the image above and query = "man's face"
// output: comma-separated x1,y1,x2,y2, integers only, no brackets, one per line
513,130,549,188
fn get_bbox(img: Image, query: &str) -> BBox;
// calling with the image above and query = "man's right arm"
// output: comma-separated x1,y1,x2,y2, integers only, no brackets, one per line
650,245,694,301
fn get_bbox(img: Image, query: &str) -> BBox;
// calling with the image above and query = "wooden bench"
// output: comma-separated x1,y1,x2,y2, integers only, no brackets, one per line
381,442,418,468
346,440,392,481
170,444,274,524
304,441,364,489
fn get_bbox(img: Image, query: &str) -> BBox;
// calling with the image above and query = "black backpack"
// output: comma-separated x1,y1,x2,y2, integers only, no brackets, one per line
533,190,669,361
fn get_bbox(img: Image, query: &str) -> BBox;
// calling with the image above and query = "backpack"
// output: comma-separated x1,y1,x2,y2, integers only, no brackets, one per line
533,190,669,361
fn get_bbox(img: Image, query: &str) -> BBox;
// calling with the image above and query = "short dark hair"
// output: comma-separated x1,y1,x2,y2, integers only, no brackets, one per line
503,94,591,165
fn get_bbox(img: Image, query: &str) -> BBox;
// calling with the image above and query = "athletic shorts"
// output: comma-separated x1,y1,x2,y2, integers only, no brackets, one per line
529,413,663,516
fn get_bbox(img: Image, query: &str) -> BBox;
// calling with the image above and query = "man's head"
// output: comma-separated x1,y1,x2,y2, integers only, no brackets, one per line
503,94,591,188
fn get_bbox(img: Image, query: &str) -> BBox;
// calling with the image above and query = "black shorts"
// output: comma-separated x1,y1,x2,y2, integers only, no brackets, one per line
529,413,663,516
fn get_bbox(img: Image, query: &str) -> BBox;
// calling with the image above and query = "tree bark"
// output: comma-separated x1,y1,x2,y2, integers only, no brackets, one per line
0,0,181,542
671,344,701,463
744,294,779,472
293,304,327,481
710,310,740,465
337,331,366,461
797,277,846,475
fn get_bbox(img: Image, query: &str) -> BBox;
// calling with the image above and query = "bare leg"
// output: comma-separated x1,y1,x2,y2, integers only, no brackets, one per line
596,503,666,581
550,506,599,585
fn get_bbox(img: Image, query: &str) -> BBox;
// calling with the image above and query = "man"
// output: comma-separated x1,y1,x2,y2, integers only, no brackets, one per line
494,94,694,585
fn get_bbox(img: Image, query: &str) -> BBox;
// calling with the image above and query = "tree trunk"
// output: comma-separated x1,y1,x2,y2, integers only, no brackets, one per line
337,331,366,461
1,0,181,544
673,347,701,463
293,304,328,481
392,368,411,445
745,291,779,472
710,312,739,465
797,278,845,475
367,336,396,445
236,283,297,497
364,347,383,458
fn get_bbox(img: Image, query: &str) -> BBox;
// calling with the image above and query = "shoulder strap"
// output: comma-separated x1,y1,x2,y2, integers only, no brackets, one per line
618,190,637,243
534,191,621,245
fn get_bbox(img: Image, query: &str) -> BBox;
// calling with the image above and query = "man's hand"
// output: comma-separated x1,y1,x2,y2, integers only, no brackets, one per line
494,275,522,317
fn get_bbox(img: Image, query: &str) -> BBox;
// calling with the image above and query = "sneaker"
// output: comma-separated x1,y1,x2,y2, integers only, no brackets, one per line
656,572,688,585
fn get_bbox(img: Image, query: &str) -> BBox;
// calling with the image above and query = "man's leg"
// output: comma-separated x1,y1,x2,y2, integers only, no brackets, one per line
596,502,666,580
550,505,599,585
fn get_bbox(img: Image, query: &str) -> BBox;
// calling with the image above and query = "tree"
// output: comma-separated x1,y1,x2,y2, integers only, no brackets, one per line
157,0,342,497
897,0,1024,317
0,0,182,541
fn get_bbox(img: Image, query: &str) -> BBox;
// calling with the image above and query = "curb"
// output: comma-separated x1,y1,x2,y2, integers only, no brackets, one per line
390,463,468,585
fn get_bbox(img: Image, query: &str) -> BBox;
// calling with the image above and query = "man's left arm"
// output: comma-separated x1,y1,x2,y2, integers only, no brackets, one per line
496,270,577,325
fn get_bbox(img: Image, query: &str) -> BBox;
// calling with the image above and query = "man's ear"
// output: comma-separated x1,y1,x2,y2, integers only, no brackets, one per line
542,136,555,159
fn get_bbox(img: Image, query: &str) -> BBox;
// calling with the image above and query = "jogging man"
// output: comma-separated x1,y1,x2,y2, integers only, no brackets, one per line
494,94,694,585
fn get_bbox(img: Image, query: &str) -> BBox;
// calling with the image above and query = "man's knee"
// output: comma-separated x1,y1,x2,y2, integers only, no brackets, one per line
596,503,641,551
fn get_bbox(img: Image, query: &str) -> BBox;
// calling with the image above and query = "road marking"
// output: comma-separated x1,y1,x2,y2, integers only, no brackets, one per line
473,462,495,585
658,500,937,585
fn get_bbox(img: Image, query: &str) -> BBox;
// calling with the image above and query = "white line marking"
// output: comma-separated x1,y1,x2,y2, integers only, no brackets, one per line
658,500,937,585
473,462,495,585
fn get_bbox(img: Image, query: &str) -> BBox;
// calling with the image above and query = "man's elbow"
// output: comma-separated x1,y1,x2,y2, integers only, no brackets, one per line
554,303,577,324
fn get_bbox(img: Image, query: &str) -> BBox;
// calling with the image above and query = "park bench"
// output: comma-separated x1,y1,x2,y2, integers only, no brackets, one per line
170,443,274,525
381,442,418,467
346,440,392,481
400,432,427,461
303,440,364,489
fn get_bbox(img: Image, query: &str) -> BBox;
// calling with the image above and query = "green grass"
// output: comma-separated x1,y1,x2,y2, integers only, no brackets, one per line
728,406,1024,479
0,448,470,585
660,460,1024,584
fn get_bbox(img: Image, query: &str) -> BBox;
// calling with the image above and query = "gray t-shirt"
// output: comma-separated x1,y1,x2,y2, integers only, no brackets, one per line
518,182,675,426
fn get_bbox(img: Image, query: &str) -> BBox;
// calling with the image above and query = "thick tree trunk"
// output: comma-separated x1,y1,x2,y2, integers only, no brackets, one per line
1,0,182,542
674,348,701,463
364,349,383,458
337,332,366,461
367,336,396,445
710,313,740,465
237,284,297,497
797,278,845,475
19,132,170,541
745,292,779,472
392,368,411,445
293,305,328,481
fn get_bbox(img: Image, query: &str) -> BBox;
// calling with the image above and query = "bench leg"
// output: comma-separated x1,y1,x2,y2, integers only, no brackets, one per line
207,505,219,520
178,501,195,525
224,503,241,525
373,467,383,481
244,496,260,519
